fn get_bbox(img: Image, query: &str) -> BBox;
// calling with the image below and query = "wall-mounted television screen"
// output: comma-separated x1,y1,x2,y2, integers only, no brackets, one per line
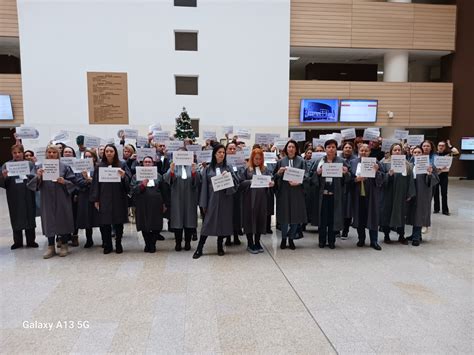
339,99,378,123
300,99,339,123
461,137,474,151
0,95,14,121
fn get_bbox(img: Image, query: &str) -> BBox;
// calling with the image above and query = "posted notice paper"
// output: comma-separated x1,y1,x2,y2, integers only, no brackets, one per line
15,126,39,139
6,161,30,176
196,150,212,163
360,157,377,178
99,167,121,182
42,159,60,181
135,166,158,181
322,163,343,178
251,174,272,188
390,155,407,174
394,129,409,140
211,173,234,192
72,158,94,173
407,135,424,146
341,128,356,140
434,155,453,170
283,167,305,184
362,129,380,142
173,151,194,166
290,132,306,142
415,155,430,174
136,148,156,162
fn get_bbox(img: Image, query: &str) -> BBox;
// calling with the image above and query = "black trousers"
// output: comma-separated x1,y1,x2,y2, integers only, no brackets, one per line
319,195,335,247
100,224,124,249
382,225,404,238
13,228,36,246
433,172,449,213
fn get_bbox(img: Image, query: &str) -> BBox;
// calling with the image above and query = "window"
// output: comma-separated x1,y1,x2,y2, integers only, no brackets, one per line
174,0,196,7
175,31,198,51
175,76,198,95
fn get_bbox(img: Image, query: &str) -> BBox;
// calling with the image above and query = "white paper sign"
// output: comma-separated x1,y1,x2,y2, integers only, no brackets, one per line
52,131,69,143
255,133,272,145
407,135,424,146
223,126,233,134
235,128,251,139
211,173,234,192
274,138,290,149
6,161,30,176
186,144,202,152
135,166,158,181
173,151,194,166
394,129,409,140
290,132,306,142
251,174,272,188
166,141,184,152
117,128,138,139
203,131,217,140
264,152,277,164
414,155,430,174
313,152,327,159
241,147,251,158
43,159,60,181
60,157,75,166
312,138,326,149
196,150,212,163
341,128,356,140
390,155,407,174
149,123,162,132
434,155,453,170
360,157,377,178
381,138,401,152
283,167,305,184
136,148,157,162
99,167,121,182
363,129,380,142
322,163,343,178
152,131,170,142
15,126,39,139
72,158,94,173
35,149,46,163
84,136,101,148
136,136,148,147
227,152,246,168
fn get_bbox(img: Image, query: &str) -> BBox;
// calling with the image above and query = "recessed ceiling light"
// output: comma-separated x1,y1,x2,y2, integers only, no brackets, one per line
290,57,300,61
377,71,384,75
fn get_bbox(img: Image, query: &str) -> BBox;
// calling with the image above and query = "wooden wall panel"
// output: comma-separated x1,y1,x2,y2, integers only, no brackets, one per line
0,0,19,37
409,83,453,127
351,2,414,49
0,74,23,126
290,0,352,48
413,4,456,51
289,80,453,129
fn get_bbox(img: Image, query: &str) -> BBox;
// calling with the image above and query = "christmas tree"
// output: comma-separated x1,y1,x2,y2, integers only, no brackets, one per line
175,107,196,141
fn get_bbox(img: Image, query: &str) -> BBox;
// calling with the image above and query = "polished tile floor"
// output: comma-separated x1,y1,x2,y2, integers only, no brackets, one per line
0,179,472,354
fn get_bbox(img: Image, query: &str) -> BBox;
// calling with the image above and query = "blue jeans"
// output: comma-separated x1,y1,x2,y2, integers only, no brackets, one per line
281,223,298,240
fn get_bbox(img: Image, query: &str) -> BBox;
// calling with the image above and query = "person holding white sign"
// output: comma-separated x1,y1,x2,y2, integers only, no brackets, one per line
75,149,100,248
405,147,439,246
349,144,383,250
27,145,77,259
131,157,167,253
90,144,131,255
238,148,274,254
164,160,200,252
0,144,37,250
309,139,350,249
379,143,415,245
273,140,307,250
225,142,243,246
433,140,459,215
193,144,238,259
340,142,357,239
62,146,80,247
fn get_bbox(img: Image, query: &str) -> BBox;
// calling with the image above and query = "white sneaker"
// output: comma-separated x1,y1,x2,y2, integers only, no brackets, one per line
422,226,428,234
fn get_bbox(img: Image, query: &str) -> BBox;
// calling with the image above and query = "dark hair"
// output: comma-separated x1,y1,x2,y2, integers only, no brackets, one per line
324,139,338,148
141,156,155,166
283,139,299,156
210,144,227,169
101,144,121,167
24,149,34,156
56,142,66,151
420,140,435,155
225,142,237,151
303,142,313,151
61,146,76,157
76,135,84,146
84,149,98,165
342,141,354,150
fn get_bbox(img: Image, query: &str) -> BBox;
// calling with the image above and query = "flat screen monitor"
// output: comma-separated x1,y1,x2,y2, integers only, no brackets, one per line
300,99,339,123
461,137,474,151
339,99,378,123
0,95,14,121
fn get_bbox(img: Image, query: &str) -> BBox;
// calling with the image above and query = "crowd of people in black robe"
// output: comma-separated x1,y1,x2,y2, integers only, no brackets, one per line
0,130,459,259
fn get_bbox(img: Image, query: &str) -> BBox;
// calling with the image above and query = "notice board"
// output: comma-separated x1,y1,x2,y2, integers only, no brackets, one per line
87,72,129,124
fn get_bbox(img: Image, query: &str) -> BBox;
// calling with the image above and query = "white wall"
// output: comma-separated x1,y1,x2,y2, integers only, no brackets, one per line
17,0,291,150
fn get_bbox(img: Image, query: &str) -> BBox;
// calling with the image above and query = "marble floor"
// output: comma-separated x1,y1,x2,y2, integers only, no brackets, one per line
0,179,472,354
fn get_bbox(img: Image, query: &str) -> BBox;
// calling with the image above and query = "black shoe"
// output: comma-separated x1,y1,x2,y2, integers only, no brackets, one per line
398,236,408,245
434,210,440,214
293,231,304,240
356,241,364,247
406,236,413,241
288,239,296,250
233,236,242,246
266,229,273,234
26,242,39,248
148,244,156,253
384,236,392,244
318,243,325,248
156,234,165,241
218,248,225,256
329,244,336,249
370,243,382,251
341,232,348,240
255,242,264,253
103,247,113,254
11,244,23,250
280,238,287,249
412,240,420,246
115,239,123,254
84,240,94,248
192,233,198,241
225,237,232,246
184,241,191,251
144,245,150,252
238,229,244,236
193,249,203,259
175,243,182,252
442,211,450,216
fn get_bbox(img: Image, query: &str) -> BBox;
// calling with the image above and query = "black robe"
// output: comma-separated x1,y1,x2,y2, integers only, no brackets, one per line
0,160,36,231
75,173,100,229
90,161,131,225
131,176,164,232
406,171,439,227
